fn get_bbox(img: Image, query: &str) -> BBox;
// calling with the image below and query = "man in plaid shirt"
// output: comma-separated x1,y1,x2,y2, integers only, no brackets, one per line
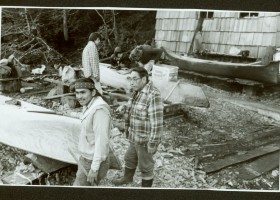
82,32,103,94
112,67,163,187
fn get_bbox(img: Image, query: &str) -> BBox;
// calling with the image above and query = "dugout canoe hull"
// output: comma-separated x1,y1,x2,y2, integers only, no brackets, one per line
162,47,280,84
99,63,209,107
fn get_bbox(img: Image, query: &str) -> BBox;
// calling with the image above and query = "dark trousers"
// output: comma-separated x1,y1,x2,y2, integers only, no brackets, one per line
124,142,155,180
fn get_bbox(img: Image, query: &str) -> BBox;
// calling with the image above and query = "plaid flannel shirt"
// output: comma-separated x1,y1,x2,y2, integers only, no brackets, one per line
82,41,100,82
125,81,163,148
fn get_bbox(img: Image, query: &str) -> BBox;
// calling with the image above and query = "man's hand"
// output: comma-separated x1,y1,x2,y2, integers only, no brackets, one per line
116,105,126,115
87,169,98,185
147,145,157,155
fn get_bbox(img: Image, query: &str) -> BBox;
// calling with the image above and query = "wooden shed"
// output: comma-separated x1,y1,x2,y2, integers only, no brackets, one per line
155,10,280,58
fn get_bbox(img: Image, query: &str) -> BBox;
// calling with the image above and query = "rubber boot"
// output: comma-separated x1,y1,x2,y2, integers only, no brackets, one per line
141,179,153,187
112,167,136,186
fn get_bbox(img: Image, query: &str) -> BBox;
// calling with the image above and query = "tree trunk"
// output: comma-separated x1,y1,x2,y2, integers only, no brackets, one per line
24,8,31,35
112,10,119,45
63,10,69,41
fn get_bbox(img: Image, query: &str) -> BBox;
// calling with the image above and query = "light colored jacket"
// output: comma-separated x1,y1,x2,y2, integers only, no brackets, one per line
78,96,111,170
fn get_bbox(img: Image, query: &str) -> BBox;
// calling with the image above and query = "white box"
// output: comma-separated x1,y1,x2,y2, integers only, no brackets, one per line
273,52,280,61
152,64,179,82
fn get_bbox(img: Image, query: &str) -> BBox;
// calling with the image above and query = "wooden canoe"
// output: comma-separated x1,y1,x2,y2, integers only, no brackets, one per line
162,47,280,84
99,63,209,107
0,95,121,170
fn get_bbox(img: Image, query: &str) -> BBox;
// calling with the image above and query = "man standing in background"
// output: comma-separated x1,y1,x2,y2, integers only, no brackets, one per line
82,32,103,94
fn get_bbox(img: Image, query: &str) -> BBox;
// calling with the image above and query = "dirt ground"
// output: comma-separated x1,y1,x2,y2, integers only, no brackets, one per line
0,76,279,190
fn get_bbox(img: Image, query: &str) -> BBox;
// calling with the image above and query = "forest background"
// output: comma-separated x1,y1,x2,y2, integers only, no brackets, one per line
1,8,156,67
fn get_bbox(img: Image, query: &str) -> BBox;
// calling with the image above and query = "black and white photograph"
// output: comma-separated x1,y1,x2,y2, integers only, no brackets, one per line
0,6,280,193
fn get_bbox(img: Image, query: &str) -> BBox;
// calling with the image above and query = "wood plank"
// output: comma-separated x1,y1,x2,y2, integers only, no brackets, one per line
204,144,280,173
24,153,69,174
237,151,279,180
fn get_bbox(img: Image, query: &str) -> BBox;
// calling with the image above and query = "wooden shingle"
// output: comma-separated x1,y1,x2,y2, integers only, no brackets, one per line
189,11,197,19
181,31,190,42
218,44,225,53
170,31,181,41
233,19,239,32
228,32,240,45
178,11,186,19
264,12,279,17
178,42,188,53
214,12,221,18
177,19,184,31
161,11,170,19
277,16,280,31
203,20,209,31
202,31,210,43
155,40,162,48
245,46,258,58
228,18,235,32
253,33,263,46
256,17,264,32
155,19,162,30
156,11,163,19
276,32,280,46
239,33,254,45
261,33,276,46
258,46,266,58
248,19,259,32
222,32,229,44
262,17,277,33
